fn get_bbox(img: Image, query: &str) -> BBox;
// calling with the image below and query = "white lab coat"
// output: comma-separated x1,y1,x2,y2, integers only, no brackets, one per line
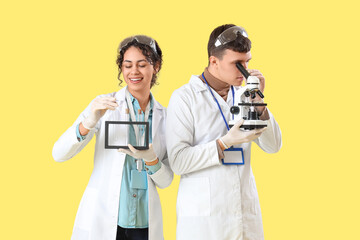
166,75,282,240
53,87,173,240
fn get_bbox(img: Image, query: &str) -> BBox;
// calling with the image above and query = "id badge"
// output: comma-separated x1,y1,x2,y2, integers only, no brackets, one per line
221,147,245,165
130,170,148,189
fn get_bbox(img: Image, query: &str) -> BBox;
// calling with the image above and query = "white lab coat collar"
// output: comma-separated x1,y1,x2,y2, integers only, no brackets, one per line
189,75,208,93
114,87,126,104
114,86,163,110
189,75,242,92
189,75,238,107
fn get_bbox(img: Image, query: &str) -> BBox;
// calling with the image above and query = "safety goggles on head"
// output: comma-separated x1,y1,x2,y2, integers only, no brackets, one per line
214,26,249,48
118,35,158,55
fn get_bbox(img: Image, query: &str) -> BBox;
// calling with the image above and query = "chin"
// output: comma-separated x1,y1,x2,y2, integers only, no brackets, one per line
128,82,151,92
232,80,243,86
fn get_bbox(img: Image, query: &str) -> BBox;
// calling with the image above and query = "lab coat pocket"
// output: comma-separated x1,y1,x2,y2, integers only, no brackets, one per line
177,177,210,217
75,187,98,230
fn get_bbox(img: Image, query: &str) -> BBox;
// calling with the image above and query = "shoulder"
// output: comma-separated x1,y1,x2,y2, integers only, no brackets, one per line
170,75,205,103
152,97,166,110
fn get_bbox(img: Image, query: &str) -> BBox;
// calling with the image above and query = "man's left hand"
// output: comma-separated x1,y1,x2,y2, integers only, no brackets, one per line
248,69,266,116
248,69,265,93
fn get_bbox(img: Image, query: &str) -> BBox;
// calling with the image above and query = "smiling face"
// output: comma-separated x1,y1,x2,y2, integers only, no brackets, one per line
121,46,157,96
210,49,252,86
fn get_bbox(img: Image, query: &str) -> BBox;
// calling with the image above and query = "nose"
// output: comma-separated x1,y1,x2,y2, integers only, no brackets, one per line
243,62,249,70
130,65,140,74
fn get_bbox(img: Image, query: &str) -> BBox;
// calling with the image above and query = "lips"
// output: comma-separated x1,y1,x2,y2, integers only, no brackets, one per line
129,77,143,83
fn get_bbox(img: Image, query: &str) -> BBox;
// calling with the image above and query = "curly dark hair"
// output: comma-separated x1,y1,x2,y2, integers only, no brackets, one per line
116,37,163,88
208,24,252,60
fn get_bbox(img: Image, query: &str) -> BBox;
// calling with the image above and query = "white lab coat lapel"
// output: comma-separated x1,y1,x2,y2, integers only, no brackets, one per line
114,87,126,107
152,101,163,144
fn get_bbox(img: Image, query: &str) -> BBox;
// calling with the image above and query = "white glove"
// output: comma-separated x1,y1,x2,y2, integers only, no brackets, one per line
118,144,158,163
220,119,267,148
82,96,118,130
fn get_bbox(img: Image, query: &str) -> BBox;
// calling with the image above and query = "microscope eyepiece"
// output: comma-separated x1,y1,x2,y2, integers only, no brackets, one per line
257,91,264,98
236,62,250,79
251,92,256,99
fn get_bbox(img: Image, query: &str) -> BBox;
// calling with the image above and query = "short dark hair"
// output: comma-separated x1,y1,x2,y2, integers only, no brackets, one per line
207,24,252,59
116,37,163,88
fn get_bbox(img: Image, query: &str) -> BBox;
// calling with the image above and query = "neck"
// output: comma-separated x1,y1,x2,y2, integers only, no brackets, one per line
207,66,231,89
207,66,219,79
128,89,150,111
202,67,230,101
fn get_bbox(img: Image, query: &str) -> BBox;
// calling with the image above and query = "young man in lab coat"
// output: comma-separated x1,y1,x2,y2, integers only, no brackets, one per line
166,24,282,240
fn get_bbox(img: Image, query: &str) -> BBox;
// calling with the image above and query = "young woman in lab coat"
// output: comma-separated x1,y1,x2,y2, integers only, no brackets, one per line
53,35,173,240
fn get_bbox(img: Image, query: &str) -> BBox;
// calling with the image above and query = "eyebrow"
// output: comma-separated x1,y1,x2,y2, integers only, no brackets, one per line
232,58,252,63
123,59,147,63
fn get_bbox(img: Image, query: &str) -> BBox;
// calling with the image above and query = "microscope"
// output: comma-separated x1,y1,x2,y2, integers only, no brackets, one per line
229,63,268,130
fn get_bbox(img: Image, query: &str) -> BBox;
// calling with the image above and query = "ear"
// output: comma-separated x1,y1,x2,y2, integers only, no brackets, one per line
209,56,219,69
154,62,160,74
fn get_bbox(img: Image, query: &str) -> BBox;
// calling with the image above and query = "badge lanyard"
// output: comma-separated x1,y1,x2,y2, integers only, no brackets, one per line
202,72,234,130
202,73,244,165
125,88,150,171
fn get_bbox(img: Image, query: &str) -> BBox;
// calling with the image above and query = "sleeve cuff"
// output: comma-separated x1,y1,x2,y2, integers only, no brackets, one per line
76,123,87,142
216,140,225,160
145,161,162,175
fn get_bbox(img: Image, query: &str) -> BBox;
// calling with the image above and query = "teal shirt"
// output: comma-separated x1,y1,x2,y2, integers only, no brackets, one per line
117,93,161,228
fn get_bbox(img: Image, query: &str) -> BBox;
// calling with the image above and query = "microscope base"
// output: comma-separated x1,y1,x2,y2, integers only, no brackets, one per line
229,120,268,130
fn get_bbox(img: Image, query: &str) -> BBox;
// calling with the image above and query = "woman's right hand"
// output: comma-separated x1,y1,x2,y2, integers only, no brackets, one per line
82,97,118,130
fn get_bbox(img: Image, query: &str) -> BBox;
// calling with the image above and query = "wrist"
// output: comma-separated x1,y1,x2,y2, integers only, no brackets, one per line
218,138,229,150
145,158,159,166
79,122,90,136
82,116,97,130
259,107,270,120
217,139,226,151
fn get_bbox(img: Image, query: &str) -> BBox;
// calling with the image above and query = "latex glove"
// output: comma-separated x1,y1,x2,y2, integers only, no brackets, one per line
220,119,267,148
82,96,118,130
118,144,158,163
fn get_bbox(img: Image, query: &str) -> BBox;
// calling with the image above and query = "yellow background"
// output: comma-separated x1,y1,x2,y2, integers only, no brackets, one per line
1,0,359,239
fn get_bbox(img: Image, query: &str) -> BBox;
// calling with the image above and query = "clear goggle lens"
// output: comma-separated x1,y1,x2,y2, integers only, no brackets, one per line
118,35,158,55
214,26,249,47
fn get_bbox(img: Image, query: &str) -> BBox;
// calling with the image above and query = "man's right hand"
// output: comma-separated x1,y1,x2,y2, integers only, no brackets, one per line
82,97,118,130
220,119,267,148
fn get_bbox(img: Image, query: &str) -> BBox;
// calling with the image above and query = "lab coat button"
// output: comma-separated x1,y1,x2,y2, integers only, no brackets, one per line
133,194,137,198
